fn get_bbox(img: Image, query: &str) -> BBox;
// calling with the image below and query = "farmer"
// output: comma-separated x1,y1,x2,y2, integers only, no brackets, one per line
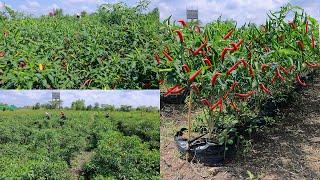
105,112,110,118
45,112,51,120
59,111,67,126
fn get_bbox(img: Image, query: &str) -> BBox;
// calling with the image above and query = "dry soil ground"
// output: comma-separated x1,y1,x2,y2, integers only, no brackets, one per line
160,74,320,180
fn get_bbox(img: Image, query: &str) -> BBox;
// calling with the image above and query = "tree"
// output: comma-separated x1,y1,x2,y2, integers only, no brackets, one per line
94,102,100,110
86,104,93,111
33,103,40,110
101,104,115,111
71,99,86,110
119,105,132,112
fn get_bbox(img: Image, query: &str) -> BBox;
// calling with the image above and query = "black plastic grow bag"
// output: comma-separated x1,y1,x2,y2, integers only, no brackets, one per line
174,130,235,166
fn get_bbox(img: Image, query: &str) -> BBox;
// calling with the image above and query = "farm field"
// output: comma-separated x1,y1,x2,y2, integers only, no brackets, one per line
0,109,160,179
0,1,159,89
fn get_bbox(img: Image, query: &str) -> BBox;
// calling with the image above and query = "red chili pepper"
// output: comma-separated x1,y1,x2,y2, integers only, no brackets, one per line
276,68,286,81
172,87,185,94
305,20,308,33
279,66,290,75
211,72,222,86
158,80,164,85
305,62,320,68
261,64,268,72
154,54,160,65
259,83,270,94
311,34,315,49
164,85,180,97
182,64,190,73
191,84,199,93
230,81,238,91
203,57,212,68
236,39,244,47
226,61,242,75
189,69,202,82
249,64,255,78
163,51,174,61
220,47,233,60
194,25,201,33
194,43,207,55
201,99,211,107
174,29,184,43
296,40,304,51
223,29,234,40
235,91,256,98
248,51,252,59
240,58,248,68
178,19,187,27
296,75,307,87
210,99,223,112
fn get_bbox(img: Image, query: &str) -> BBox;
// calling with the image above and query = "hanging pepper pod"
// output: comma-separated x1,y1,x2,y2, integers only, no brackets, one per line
211,72,222,86
182,64,190,73
296,75,307,87
174,29,184,43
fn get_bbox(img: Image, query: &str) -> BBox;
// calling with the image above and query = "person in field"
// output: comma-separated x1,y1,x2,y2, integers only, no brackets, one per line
105,112,110,118
59,111,67,126
45,112,51,120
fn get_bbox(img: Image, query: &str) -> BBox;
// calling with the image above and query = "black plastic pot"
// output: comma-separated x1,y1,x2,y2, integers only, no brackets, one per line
174,131,235,166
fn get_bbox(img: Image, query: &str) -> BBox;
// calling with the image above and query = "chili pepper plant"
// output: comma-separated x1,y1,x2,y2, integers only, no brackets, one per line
159,4,320,148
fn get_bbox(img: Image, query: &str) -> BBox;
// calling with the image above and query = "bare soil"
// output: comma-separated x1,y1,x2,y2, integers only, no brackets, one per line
160,75,320,180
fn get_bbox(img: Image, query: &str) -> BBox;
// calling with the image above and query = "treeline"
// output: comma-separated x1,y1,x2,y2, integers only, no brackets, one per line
30,99,158,112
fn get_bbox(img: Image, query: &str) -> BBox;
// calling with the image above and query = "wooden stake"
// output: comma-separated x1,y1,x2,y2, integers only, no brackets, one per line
186,90,193,161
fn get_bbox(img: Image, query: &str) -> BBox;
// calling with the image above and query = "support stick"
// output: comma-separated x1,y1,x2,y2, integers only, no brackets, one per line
186,90,193,162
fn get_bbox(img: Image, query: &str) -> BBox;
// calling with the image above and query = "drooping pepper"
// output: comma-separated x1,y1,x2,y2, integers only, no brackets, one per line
223,29,234,40
178,19,187,27
201,99,211,107
226,60,242,75
189,69,202,82
235,91,256,98
240,58,248,68
275,68,286,81
194,42,207,55
211,72,222,86
230,101,240,112
154,54,160,65
305,62,320,68
230,81,238,91
210,99,223,112
296,75,307,87
279,66,289,75
259,83,271,94
249,64,255,78
163,51,174,61
305,20,309,33
236,39,244,47
296,40,304,51
164,85,180,97
311,34,315,49
203,57,212,68
182,64,190,73
220,47,233,60
174,29,184,43
261,64,269,72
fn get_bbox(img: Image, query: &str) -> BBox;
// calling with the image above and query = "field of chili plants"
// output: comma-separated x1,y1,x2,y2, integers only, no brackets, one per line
158,4,320,157
0,1,159,89
0,109,159,179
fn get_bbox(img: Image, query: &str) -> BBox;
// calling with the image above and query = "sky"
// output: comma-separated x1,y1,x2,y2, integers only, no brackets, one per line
0,0,319,25
0,90,160,108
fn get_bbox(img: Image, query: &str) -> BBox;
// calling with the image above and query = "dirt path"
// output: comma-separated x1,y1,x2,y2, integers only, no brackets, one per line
69,151,95,180
160,75,320,179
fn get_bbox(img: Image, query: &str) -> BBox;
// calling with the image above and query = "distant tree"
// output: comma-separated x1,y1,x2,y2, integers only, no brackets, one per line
101,104,115,111
33,103,40,110
94,102,100,110
119,105,132,112
86,104,93,111
80,10,87,17
71,99,86,110
50,100,63,109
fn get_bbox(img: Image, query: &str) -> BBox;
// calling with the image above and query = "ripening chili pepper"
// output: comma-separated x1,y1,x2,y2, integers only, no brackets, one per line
191,84,199,93
193,43,207,55
249,64,255,78
223,29,234,40
164,85,180,97
178,19,187,27
305,62,320,68
201,99,211,107
220,47,233,60
235,91,256,98
230,42,238,53
261,64,268,72
230,101,240,112
189,69,202,82
279,66,289,75
158,80,164,85
296,75,307,87
276,68,286,81
172,87,185,94
163,51,174,61
211,72,222,86
230,81,238,91
296,40,304,51
182,64,190,73
288,21,297,29
305,20,308,33
174,29,184,43
154,54,160,65
259,83,270,94
210,99,223,112
203,57,212,68
240,58,248,68
311,34,315,48
226,61,242,75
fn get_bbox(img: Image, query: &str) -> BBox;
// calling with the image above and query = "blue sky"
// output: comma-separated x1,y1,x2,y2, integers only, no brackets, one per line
0,90,160,108
0,0,319,25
